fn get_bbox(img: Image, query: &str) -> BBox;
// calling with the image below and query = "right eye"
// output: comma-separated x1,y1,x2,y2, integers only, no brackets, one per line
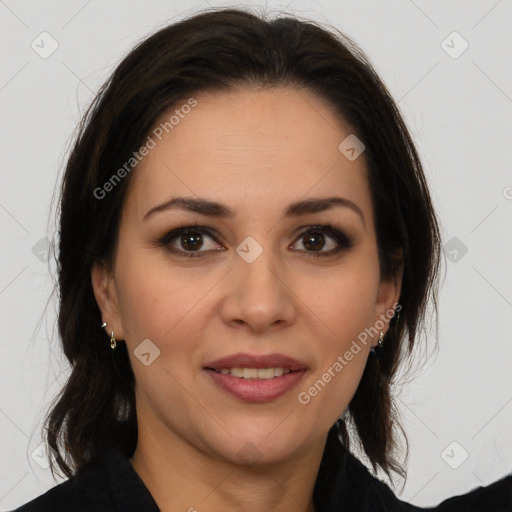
156,224,224,258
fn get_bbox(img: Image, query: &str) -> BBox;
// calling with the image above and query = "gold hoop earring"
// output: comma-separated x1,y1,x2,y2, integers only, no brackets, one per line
101,322,117,350
370,331,384,357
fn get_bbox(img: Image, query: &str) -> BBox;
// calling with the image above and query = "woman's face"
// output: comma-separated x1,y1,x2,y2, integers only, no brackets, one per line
92,86,401,466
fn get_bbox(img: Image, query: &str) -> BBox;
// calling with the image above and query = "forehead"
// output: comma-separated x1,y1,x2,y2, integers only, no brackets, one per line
123,86,371,223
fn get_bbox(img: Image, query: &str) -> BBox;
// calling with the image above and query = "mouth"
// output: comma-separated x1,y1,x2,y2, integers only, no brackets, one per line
205,367,298,379
202,353,308,402
203,352,307,373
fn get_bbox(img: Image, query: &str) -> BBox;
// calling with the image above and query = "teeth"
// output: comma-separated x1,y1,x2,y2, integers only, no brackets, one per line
216,367,291,379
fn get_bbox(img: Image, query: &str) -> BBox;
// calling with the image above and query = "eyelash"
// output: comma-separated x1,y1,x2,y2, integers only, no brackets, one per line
155,222,354,259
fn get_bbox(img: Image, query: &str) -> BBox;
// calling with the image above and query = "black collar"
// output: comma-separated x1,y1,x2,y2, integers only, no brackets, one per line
59,432,409,512
16,432,512,511
102,446,160,511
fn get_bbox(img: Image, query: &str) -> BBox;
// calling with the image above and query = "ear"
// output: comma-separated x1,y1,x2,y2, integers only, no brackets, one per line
373,248,403,345
91,261,125,340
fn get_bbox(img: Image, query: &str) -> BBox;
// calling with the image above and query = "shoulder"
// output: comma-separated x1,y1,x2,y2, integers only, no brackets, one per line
10,445,160,512
343,451,423,511
345,452,512,511
12,455,115,512
424,474,512,512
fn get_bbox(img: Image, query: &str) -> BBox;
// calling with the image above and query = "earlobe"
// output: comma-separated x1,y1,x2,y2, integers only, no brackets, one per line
91,262,124,340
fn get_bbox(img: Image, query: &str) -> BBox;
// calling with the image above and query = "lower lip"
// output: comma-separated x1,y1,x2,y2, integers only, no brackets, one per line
203,369,307,403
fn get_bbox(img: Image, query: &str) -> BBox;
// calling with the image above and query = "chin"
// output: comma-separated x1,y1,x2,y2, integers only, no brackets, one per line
203,422,312,467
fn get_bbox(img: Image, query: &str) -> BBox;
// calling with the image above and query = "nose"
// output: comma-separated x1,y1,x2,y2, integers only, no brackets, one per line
219,246,297,333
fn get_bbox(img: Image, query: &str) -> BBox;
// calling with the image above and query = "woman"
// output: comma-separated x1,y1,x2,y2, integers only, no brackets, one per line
13,7,511,512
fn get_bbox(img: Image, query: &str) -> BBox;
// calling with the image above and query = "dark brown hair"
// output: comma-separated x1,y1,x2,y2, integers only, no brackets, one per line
44,6,441,490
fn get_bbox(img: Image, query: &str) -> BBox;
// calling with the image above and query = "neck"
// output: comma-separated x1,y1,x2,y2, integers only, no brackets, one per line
129,418,324,512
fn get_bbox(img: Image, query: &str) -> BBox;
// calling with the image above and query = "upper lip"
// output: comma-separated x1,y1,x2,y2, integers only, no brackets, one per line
204,352,307,371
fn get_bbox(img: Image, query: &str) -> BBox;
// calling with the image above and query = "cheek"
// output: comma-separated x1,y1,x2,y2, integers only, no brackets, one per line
113,259,208,414
305,262,380,343
113,250,224,383
295,264,379,414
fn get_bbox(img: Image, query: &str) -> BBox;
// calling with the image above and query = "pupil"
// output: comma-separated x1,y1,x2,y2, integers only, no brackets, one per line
182,233,202,250
304,232,324,251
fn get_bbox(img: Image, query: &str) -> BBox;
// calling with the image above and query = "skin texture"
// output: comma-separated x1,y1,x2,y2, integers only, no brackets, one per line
92,86,402,512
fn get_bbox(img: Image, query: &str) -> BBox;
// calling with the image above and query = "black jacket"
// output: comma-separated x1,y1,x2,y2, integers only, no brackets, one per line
12,439,512,512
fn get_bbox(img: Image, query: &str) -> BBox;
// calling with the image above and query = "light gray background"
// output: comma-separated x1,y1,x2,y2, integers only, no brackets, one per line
1,0,511,509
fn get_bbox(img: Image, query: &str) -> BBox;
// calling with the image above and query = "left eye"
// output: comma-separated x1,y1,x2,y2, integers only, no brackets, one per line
157,224,353,258
291,225,354,256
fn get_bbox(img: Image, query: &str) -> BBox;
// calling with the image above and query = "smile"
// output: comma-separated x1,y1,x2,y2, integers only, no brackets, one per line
203,367,307,402
209,367,292,379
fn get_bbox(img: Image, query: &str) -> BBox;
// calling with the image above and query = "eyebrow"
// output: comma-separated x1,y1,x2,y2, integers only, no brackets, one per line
143,196,365,227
